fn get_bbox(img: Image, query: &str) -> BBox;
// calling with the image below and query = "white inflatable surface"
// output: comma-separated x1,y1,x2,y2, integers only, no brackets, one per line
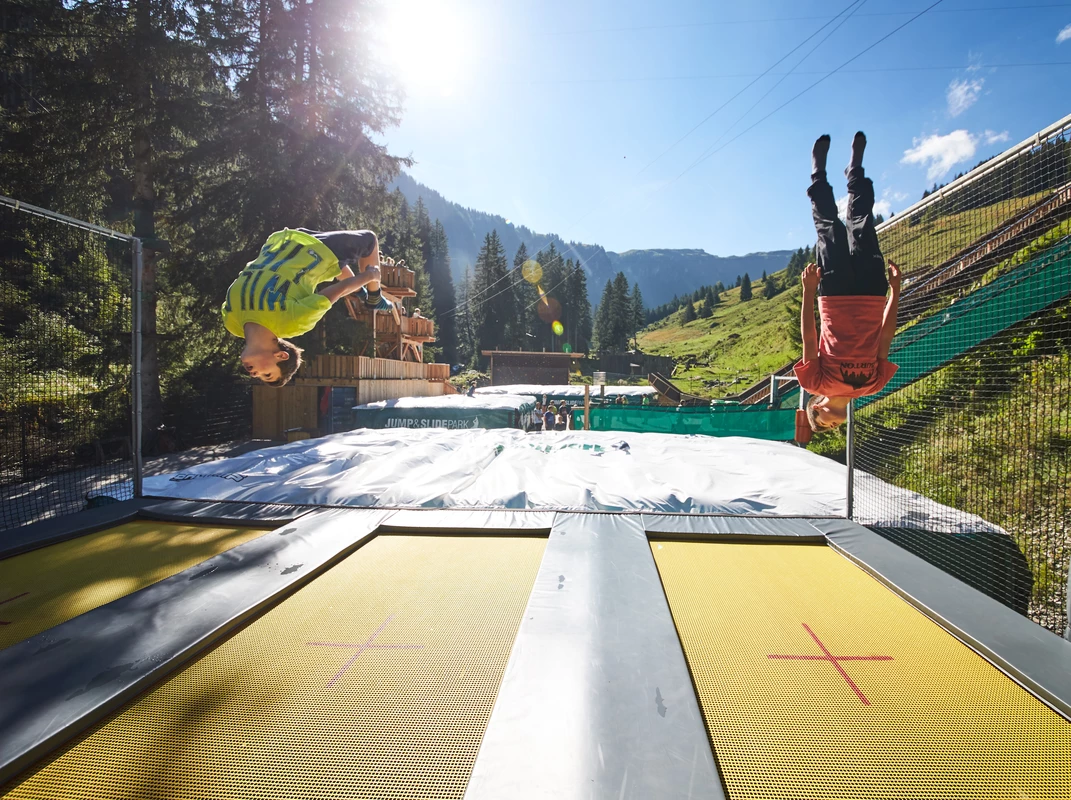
142,429,1001,532
355,394,537,411
475,384,656,399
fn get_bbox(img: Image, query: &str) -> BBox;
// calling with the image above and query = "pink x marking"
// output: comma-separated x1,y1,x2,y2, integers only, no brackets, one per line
0,592,29,626
307,614,423,687
768,622,893,706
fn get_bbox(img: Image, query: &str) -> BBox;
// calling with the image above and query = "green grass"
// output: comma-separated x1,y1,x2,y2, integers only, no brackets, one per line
855,325,1070,631
636,193,1066,400
881,192,1047,273
637,276,800,399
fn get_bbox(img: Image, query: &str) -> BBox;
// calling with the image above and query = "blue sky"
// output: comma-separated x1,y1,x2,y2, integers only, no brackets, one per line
377,0,1071,257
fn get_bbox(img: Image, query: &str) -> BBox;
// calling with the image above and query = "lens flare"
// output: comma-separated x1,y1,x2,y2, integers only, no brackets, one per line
552,321,564,336
537,296,562,324
522,260,543,284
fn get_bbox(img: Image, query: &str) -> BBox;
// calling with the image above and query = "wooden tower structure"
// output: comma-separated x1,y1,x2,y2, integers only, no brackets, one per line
252,258,449,441
343,260,437,362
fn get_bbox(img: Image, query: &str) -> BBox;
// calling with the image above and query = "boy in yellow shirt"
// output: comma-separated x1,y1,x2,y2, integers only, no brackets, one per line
221,228,398,386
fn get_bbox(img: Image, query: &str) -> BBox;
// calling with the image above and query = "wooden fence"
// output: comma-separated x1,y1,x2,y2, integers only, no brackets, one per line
303,355,449,381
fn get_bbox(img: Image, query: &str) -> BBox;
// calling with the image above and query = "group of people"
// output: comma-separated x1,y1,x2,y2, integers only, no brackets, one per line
223,131,901,442
530,401,572,432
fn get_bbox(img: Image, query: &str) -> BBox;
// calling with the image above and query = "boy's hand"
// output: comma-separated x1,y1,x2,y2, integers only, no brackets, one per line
363,264,381,281
801,262,820,294
887,261,902,292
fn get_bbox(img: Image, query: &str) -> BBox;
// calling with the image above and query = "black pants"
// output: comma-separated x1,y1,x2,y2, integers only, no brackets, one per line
808,167,888,297
296,229,378,264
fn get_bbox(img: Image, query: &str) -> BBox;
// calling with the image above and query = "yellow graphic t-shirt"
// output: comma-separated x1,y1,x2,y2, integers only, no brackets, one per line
221,229,342,339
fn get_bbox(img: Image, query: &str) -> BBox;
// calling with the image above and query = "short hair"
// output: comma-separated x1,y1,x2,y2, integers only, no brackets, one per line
805,395,845,432
264,338,303,387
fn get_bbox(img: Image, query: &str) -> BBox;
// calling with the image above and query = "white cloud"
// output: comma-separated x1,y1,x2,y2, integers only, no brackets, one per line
901,130,978,182
1057,24,1071,44
984,129,1010,144
946,78,984,117
835,195,892,220
837,194,848,220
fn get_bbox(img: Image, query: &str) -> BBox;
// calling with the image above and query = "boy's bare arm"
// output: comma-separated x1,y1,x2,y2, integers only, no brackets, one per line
877,261,902,359
316,265,380,305
800,263,820,363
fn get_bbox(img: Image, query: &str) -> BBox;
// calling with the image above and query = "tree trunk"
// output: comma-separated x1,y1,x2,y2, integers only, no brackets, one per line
133,0,163,453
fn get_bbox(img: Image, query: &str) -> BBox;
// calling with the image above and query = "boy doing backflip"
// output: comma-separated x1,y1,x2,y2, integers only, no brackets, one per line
222,228,398,386
796,132,902,431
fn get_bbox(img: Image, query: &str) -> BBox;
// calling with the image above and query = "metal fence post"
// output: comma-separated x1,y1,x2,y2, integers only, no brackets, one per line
131,237,144,497
845,398,854,520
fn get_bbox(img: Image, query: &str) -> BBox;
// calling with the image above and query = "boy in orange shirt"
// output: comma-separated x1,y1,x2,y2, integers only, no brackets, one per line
795,132,902,431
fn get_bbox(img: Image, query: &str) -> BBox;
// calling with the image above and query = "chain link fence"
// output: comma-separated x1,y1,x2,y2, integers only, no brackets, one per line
0,198,138,530
851,113,1071,636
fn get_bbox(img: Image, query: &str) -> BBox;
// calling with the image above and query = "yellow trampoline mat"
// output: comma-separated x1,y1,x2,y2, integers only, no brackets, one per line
651,540,1071,800
5,534,547,800
0,521,269,651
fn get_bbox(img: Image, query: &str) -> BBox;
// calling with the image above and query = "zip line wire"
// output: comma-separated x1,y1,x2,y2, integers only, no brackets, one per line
435,0,868,321
630,0,867,182
421,0,946,324
619,0,947,224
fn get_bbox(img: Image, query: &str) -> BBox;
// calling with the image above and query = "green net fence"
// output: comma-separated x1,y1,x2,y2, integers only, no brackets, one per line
575,404,797,440
853,113,1071,636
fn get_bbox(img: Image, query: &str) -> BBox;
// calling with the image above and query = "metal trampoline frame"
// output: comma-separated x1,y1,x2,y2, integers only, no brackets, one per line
1,500,1069,798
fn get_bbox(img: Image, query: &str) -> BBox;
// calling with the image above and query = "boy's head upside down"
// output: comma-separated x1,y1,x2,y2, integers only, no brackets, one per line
240,329,303,387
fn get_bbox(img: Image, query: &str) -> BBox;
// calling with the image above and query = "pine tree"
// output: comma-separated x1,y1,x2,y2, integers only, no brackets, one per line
593,279,614,352
629,282,645,350
681,301,697,324
740,273,753,301
457,267,478,367
574,265,593,353
511,242,532,348
698,297,712,318
566,260,594,353
531,242,566,352
428,220,457,364
763,273,779,299
735,275,742,288
473,230,511,356
609,272,632,350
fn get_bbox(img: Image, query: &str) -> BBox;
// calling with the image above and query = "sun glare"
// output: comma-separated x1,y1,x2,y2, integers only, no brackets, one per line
380,0,470,96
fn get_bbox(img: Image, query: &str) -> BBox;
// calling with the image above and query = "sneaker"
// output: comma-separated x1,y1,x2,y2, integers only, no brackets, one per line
358,288,400,324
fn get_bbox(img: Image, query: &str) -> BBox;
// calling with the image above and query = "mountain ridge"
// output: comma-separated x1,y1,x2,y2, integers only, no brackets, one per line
392,172,795,308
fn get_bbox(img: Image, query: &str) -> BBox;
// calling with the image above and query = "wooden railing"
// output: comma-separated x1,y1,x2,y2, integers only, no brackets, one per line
380,264,415,292
373,315,435,338
304,355,449,381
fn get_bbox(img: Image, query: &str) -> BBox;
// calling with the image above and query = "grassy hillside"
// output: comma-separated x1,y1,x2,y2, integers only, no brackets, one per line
636,192,1061,400
637,270,801,398
881,192,1046,271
